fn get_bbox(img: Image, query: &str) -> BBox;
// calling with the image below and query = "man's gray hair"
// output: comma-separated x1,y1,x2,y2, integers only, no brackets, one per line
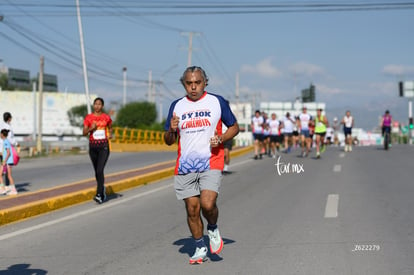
180,66,209,87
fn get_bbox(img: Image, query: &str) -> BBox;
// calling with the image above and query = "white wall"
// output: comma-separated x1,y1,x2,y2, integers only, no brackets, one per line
0,91,96,138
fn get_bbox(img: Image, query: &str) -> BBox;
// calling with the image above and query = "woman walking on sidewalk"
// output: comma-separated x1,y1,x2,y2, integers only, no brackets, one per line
83,97,113,204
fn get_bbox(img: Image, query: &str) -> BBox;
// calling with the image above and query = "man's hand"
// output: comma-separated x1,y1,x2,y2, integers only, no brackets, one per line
210,130,222,148
170,112,179,132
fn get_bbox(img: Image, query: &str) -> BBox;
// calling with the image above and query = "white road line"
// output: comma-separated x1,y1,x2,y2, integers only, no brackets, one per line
0,184,173,241
324,194,339,218
333,164,341,172
339,153,345,158
233,158,253,167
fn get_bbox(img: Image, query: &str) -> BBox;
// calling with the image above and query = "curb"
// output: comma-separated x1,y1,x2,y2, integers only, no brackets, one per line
0,146,253,226
0,167,176,226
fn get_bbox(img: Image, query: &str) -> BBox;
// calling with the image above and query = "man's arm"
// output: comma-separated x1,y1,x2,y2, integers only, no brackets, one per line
164,129,177,145
324,117,329,127
164,112,179,145
221,122,239,143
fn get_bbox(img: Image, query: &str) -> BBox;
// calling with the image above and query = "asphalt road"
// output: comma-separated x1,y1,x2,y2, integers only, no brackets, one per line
1,145,414,274
12,151,177,193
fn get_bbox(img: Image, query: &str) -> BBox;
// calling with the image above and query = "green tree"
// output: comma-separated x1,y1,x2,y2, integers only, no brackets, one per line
116,101,157,128
0,73,9,90
67,104,88,128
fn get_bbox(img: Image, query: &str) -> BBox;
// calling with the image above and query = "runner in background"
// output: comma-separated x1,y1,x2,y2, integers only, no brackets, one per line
251,110,264,159
341,110,354,152
292,116,300,150
282,112,295,153
314,108,329,159
83,97,113,204
222,100,234,174
299,106,312,157
268,113,282,158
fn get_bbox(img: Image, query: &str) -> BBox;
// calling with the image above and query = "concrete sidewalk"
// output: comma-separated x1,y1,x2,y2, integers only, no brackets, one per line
0,146,252,226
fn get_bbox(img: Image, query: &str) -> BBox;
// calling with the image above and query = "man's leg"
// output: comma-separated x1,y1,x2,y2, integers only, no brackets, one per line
200,190,218,225
315,134,321,157
200,189,223,255
223,147,230,172
184,196,204,239
185,196,208,264
300,135,305,155
254,138,259,159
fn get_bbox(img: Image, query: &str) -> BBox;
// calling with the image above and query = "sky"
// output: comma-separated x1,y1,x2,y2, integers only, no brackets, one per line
1,1,414,130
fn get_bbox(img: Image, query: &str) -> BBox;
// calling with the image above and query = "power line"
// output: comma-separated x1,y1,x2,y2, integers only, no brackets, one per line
2,1,414,16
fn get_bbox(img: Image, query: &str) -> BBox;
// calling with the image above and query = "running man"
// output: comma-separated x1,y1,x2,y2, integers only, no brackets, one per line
314,108,329,158
282,112,295,153
268,113,282,158
222,115,234,174
299,106,312,157
341,110,354,152
164,66,239,264
251,110,264,159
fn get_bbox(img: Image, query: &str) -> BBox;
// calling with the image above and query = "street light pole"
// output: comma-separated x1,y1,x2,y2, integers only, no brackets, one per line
181,32,200,67
122,67,127,106
76,0,91,114
37,56,44,155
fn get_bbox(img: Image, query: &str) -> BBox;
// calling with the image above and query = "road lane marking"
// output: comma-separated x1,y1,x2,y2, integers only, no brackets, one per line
339,153,345,158
333,164,341,172
324,194,339,218
233,158,254,167
0,184,173,241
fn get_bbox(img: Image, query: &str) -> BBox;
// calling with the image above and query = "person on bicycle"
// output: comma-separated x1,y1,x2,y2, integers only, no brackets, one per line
381,110,392,144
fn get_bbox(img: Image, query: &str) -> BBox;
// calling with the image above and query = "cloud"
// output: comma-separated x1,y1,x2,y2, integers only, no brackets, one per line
288,62,325,77
368,81,399,96
240,57,282,78
315,83,342,95
382,64,414,76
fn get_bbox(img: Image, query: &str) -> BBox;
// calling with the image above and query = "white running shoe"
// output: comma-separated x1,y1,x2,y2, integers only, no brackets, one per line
208,228,224,255
189,246,207,264
6,187,18,195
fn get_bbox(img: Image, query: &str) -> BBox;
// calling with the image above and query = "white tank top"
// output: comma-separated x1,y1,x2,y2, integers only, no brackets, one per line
343,116,353,128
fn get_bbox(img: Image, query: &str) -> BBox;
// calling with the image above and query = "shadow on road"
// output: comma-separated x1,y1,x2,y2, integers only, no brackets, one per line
0,263,47,274
173,236,235,262
15,182,32,193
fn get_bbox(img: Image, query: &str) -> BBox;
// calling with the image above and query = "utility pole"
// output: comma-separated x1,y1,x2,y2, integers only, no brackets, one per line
181,32,200,67
122,67,127,106
148,70,153,103
32,81,37,141
37,56,44,155
235,72,240,119
76,0,91,113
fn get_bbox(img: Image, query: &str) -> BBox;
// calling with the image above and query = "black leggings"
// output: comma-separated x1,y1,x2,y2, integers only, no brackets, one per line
89,145,110,196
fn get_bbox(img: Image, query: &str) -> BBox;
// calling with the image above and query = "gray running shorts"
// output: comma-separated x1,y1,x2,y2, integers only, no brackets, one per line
174,170,222,200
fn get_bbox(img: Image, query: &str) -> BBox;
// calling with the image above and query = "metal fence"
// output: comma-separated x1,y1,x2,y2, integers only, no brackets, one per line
112,127,165,144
